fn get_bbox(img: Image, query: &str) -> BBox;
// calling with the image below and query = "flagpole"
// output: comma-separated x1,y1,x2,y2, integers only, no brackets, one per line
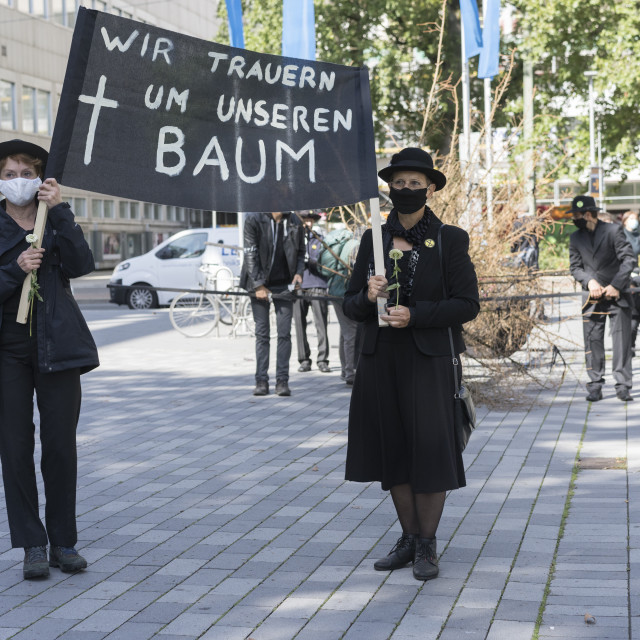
484,76,493,225
461,20,471,168
482,0,493,225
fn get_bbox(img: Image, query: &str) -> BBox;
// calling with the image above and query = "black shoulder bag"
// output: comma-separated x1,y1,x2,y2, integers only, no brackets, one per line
437,224,476,451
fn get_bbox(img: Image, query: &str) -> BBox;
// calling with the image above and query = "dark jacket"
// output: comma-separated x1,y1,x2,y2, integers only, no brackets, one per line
0,201,99,374
569,221,636,310
240,212,305,292
343,214,480,356
623,228,640,261
301,229,329,289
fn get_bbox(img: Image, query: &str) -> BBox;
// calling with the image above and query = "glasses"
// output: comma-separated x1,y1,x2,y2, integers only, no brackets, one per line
390,179,430,190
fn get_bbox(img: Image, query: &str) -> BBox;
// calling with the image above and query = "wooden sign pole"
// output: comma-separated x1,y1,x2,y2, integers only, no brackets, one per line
369,197,388,327
16,200,48,324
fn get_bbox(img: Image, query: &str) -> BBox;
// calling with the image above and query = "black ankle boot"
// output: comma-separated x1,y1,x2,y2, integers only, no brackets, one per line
374,533,417,571
413,537,438,581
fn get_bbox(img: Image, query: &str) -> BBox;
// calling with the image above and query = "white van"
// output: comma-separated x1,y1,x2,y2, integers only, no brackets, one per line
108,227,242,309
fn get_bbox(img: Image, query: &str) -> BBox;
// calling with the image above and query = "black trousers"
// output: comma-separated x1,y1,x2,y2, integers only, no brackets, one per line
0,329,81,548
293,288,329,365
583,302,633,392
250,285,294,384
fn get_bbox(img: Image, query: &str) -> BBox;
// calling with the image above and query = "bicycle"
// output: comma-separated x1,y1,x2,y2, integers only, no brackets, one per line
169,265,253,338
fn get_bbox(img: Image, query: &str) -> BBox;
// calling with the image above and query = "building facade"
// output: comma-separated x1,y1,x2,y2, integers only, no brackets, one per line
0,0,235,269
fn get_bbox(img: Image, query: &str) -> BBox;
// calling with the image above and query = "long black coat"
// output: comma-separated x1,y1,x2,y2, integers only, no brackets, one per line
569,221,636,311
239,212,305,292
0,202,99,374
343,214,480,356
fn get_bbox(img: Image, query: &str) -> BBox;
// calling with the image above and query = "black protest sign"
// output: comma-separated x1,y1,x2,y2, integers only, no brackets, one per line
47,8,379,212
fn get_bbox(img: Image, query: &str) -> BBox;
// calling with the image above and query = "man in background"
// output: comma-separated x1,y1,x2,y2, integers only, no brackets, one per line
569,196,636,402
240,212,304,397
293,211,331,374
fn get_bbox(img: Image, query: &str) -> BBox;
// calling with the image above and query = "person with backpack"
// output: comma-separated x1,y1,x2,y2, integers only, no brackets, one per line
318,227,360,385
293,211,331,373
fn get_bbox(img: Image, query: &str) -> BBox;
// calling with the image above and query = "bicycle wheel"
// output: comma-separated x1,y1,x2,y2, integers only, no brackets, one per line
234,296,255,336
218,286,244,326
217,294,234,326
169,293,219,337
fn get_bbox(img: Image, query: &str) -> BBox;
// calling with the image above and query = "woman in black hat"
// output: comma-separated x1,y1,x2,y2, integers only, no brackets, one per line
0,139,99,579
343,147,479,581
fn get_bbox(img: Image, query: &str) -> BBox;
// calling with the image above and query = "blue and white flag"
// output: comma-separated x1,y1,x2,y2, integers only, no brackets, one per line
478,0,501,78
459,0,482,59
282,0,316,60
225,0,244,49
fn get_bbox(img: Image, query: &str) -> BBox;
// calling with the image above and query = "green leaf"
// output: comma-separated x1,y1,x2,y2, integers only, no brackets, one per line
386,283,400,291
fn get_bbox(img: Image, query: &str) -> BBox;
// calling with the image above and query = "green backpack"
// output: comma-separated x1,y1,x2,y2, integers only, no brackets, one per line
318,229,359,297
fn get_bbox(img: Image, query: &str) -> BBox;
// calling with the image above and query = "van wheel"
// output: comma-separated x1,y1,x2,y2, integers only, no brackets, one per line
127,284,158,310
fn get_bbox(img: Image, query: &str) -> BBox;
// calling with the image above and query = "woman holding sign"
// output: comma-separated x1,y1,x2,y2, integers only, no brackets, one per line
0,139,99,580
343,148,479,581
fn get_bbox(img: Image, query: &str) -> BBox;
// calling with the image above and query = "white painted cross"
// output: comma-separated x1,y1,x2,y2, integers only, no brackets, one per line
78,75,119,165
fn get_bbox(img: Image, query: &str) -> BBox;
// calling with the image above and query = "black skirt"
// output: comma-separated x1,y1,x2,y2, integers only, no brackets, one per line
345,327,466,493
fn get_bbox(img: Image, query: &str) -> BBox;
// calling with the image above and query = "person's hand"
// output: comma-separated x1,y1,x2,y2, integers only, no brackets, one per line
602,284,620,300
255,285,270,300
17,247,45,273
37,178,62,209
291,274,303,288
588,279,604,299
367,275,389,303
380,304,411,328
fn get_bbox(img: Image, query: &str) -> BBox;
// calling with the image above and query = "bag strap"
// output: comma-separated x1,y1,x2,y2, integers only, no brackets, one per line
437,224,461,397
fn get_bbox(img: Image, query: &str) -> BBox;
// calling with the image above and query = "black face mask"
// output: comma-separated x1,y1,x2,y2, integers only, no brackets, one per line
389,187,428,215
573,218,588,230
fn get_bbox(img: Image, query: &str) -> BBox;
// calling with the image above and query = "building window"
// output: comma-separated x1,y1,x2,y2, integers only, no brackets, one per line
51,0,77,26
130,202,139,219
153,204,161,220
15,0,46,14
118,201,128,219
143,203,152,219
22,86,51,134
36,89,50,134
0,80,16,130
217,211,238,227
73,197,87,217
92,199,102,217
176,207,185,222
103,200,114,218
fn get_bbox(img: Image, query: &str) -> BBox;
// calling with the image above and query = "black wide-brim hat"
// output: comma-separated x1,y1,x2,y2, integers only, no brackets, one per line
299,210,321,220
568,194,601,214
378,147,447,191
0,139,49,170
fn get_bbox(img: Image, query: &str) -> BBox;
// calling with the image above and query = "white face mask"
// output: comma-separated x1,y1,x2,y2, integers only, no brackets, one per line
0,177,42,207
627,218,639,232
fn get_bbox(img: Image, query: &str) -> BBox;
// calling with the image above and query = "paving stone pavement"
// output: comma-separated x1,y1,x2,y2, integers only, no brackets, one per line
0,299,637,640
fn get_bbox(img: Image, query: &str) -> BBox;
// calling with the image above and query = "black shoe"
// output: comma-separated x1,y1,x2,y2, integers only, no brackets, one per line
317,362,331,373
23,546,49,579
616,388,633,402
586,389,603,402
373,533,416,571
275,380,291,396
49,546,87,573
345,378,355,386
253,381,269,396
298,361,311,372
413,537,439,581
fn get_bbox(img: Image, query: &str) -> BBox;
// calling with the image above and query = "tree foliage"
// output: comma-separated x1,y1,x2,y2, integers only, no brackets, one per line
213,1,640,175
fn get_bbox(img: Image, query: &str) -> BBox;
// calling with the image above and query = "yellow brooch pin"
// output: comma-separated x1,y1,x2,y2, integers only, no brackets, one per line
424,239,435,248
576,201,583,208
